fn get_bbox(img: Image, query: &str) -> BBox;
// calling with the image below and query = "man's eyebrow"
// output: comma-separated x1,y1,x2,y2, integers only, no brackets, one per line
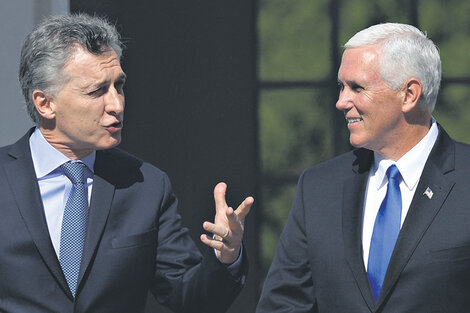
117,72,127,83
338,79,362,87
86,73,127,90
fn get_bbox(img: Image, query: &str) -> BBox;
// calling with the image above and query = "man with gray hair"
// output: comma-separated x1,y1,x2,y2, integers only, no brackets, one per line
257,23,470,312
0,13,253,313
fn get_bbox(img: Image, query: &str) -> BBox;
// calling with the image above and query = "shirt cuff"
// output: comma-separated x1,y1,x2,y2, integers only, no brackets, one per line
213,241,243,278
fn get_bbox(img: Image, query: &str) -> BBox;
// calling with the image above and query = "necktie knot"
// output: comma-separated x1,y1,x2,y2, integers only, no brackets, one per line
386,164,401,183
61,161,86,184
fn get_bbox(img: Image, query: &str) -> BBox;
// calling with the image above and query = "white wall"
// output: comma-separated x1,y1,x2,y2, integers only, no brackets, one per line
0,0,68,146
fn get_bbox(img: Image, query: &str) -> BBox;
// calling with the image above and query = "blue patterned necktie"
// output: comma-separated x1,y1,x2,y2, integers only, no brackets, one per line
367,164,402,301
59,161,89,297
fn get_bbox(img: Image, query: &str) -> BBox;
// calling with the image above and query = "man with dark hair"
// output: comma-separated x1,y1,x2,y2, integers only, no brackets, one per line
257,23,470,312
1,13,253,313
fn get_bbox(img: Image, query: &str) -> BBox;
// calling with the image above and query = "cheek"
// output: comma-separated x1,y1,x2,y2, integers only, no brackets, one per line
88,109,106,125
352,97,370,117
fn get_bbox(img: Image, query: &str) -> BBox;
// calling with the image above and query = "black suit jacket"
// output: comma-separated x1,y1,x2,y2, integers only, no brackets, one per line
257,126,470,312
0,129,246,313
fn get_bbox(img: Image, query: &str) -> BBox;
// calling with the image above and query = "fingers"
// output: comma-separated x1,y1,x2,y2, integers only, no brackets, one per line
205,183,252,265
203,219,230,239
213,182,228,210
214,182,254,218
234,196,254,222
200,233,224,250
200,233,241,264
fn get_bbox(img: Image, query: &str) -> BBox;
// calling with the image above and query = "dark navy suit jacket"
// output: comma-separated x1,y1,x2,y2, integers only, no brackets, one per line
0,129,246,313
257,126,470,312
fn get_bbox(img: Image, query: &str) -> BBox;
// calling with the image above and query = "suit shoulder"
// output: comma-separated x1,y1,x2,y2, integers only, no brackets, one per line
300,148,368,182
450,139,470,170
100,147,165,174
96,148,171,188
0,143,15,161
303,148,366,173
453,139,470,153
0,138,29,164
302,150,357,179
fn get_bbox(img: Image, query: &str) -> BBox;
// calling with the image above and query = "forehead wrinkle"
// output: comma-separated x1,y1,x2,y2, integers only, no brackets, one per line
340,54,383,88
61,47,124,95
76,68,124,92
80,70,126,93
73,72,107,92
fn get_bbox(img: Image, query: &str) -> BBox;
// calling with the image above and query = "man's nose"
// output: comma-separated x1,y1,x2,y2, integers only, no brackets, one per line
105,87,124,116
336,89,353,111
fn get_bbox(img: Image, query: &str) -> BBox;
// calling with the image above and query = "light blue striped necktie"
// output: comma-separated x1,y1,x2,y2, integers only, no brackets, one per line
367,164,402,301
59,161,89,297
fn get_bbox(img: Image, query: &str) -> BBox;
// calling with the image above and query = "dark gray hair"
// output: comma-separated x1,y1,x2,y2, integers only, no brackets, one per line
19,13,124,123
345,23,441,113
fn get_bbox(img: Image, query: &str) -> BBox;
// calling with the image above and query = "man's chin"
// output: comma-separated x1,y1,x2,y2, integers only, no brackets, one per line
97,137,121,150
349,136,366,149
349,137,360,148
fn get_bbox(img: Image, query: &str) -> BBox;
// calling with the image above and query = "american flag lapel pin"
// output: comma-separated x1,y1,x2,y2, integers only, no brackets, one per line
423,187,434,199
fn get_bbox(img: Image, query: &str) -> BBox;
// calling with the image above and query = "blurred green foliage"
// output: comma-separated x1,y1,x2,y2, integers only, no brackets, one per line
421,0,470,77
260,183,298,269
257,0,470,279
259,89,333,176
435,86,470,142
258,0,330,79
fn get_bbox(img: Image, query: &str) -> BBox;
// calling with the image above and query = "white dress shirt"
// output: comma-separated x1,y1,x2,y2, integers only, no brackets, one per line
29,127,95,257
362,119,439,269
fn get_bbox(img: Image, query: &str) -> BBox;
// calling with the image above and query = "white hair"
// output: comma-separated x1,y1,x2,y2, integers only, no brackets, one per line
345,23,441,112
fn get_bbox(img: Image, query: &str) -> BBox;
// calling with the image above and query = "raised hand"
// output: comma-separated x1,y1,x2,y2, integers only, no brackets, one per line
200,182,254,264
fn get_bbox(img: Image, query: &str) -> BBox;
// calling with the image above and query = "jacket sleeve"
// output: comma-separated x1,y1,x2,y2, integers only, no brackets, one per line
256,171,317,313
150,173,247,313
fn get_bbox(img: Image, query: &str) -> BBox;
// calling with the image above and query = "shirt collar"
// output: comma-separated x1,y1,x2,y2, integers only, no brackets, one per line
373,118,439,191
29,127,96,179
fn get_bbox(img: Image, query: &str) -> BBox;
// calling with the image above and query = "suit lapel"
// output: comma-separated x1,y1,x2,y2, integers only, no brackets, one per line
5,133,122,297
4,130,71,297
342,149,376,310
77,150,115,293
375,126,455,307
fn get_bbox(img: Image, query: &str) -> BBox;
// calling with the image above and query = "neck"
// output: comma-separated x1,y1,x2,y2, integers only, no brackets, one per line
39,127,94,160
377,118,432,161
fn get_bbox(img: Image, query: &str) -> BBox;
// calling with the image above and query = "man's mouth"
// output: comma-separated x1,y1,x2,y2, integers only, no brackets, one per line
111,121,122,127
347,117,362,124
106,121,123,132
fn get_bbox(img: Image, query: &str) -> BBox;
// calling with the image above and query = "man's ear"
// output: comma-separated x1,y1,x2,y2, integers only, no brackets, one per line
32,89,55,120
401,78,423,113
